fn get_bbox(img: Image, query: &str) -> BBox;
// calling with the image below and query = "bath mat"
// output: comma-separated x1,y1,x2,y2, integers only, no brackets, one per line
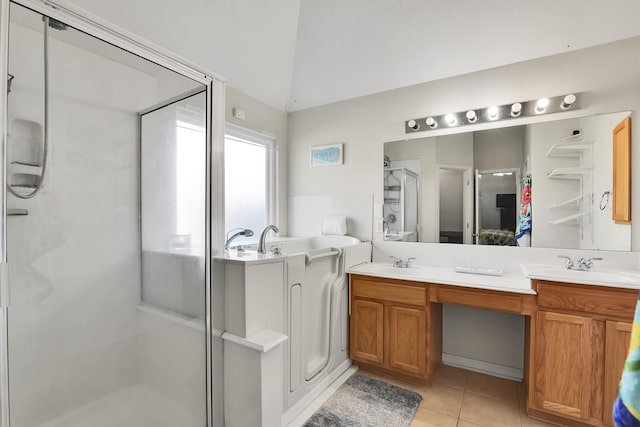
303,374,422,427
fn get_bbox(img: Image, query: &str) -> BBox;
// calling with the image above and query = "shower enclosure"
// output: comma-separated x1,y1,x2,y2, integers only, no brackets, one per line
383,167,420,241
0,1,222,426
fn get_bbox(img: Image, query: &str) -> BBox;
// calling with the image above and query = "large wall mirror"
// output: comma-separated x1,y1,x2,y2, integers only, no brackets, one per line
384,111,632,251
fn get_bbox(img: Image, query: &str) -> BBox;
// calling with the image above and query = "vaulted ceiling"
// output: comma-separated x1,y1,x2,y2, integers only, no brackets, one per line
68,0,640,112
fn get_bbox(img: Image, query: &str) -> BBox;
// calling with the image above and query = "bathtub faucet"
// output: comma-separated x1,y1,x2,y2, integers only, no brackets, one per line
225,228,254,251
258,225,279,254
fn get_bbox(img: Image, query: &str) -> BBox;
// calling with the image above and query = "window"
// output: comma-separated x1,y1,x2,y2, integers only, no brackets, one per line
224,123,276,245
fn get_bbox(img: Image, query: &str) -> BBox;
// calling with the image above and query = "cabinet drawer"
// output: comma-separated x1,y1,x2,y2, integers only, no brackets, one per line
352,278,426,306
536,281,636,321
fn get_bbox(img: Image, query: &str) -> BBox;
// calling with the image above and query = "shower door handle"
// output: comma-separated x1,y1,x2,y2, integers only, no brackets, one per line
0,263,8,308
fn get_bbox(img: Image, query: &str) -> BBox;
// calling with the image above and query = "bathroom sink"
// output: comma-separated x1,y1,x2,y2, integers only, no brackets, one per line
350,263,437,279
521,263,640,288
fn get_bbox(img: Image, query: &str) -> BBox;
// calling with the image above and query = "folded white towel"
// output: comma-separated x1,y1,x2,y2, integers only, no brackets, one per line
321,215,348,236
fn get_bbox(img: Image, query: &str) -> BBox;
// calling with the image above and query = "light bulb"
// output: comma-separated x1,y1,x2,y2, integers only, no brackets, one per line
407,119,420,130
561,94,576,109
425,117,437,129
445,113,456,126
511,103,522,117
487,106,499,120
536,97,549,113
466,110,477,123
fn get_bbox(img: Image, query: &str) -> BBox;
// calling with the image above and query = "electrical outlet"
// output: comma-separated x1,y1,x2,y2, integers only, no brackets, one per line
374,218,383,233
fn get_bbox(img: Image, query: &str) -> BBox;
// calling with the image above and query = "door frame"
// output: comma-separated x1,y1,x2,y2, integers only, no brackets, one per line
434,165,473,244
474,168,521,244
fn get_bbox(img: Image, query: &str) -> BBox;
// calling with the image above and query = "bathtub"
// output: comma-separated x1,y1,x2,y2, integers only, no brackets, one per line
276,235,371,422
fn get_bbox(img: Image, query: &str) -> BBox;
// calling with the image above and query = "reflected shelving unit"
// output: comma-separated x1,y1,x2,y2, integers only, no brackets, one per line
546,133,593,228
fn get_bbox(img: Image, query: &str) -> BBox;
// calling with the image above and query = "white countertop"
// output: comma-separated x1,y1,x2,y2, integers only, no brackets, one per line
347,262,536,295
521,263,640,290
348,262,640,294
214,249,284,265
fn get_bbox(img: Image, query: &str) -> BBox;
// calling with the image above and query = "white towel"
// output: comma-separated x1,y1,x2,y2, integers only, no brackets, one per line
321,215,348,236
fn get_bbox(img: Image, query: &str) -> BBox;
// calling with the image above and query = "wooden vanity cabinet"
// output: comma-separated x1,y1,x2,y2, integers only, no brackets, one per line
529,280,636,427
349,274,441,385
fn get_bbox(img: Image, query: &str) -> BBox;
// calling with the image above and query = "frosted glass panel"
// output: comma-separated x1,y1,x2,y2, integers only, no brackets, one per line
6,3,209,426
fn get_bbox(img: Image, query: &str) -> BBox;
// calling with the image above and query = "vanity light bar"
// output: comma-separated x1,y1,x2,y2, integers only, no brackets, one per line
405,93,581,133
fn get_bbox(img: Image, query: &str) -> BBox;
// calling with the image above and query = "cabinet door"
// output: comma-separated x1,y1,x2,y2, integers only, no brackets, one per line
533,311,593,421
604,321,632,427
613,116,631,224
350,299,384,365
388,305,426,376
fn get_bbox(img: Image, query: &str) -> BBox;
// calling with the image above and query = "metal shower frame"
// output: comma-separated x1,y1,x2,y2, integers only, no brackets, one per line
0,0,226,425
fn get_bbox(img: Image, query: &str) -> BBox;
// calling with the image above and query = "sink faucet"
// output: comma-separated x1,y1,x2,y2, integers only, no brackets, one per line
558,255,602,271
258,225,279,254
225,228,254,251
575,257,603,271
390,256,416,268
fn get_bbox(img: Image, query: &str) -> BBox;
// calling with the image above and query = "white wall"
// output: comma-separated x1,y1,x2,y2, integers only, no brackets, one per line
288,37,640,378
473,126,525,171
226,87,289,236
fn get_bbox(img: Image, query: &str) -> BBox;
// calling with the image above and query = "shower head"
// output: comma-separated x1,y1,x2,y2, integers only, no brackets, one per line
42,16,68,31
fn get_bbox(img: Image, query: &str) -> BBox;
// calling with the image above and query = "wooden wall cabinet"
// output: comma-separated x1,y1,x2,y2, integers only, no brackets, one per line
529,280,636,427
612,116,631,224
349,275,440,384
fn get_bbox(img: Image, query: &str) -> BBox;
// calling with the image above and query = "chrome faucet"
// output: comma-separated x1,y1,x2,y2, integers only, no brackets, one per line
258,225,279,254
558,255,602,271
225,228,254,251
575,257,602,271
390,256,415,268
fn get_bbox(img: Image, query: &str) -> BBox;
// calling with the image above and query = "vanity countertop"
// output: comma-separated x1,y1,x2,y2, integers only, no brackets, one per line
521,263,640,290
348,262,640,294
347,262,536,295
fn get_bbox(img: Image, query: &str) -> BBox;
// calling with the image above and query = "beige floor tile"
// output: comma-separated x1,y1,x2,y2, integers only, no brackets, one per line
435,364,468,390
465,371,520,406
521,414,557,427
412,383,463,418
459,391,522,427
457,421,485,427
410,407,457,427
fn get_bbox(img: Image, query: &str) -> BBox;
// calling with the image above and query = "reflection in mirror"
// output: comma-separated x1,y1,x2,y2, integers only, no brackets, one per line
383,166,420,241
384,111,632,251
475,168,519,246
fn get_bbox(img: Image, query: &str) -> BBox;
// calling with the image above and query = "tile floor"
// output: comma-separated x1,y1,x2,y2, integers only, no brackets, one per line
359,365,556,427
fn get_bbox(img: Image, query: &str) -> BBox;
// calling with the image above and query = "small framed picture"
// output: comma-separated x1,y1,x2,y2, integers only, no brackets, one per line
310,143,343,167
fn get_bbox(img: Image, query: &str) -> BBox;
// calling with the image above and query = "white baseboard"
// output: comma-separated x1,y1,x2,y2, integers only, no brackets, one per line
442,353,523,382
283,361,357,427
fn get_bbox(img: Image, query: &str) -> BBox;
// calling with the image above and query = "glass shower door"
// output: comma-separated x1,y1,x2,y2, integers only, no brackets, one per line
4,3,210,426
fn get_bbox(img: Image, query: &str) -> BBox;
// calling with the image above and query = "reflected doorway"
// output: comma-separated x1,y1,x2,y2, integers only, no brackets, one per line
436,166,473,244
474,168,521,245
